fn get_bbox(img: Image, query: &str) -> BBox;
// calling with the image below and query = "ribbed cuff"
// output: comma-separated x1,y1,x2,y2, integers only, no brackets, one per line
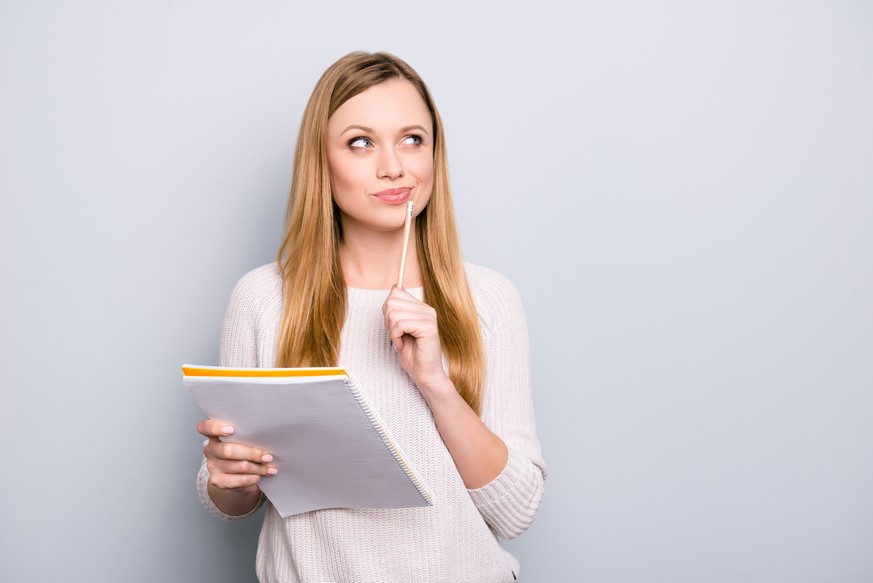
467,447,525,505
466,447,544,540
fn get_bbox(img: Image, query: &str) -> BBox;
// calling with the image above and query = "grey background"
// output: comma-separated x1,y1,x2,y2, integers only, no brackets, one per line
2,1,871,582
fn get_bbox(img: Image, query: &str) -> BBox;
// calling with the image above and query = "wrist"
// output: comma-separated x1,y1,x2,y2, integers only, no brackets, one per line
207,481,262,516
415,373,456,403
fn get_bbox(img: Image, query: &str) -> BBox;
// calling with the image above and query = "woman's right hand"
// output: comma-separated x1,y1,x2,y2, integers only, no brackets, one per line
198,418,277,497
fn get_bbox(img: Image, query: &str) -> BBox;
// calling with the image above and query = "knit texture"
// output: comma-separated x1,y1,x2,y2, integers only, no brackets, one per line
197,262,546,583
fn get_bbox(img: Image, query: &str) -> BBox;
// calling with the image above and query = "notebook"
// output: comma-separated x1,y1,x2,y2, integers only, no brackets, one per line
182,365,433,517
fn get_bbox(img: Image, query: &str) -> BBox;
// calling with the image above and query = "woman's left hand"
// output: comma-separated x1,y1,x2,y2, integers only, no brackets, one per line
382,286,449,392
383,285,510,490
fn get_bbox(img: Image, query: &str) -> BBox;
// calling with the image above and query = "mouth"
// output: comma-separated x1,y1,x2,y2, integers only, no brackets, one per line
372,187,411,204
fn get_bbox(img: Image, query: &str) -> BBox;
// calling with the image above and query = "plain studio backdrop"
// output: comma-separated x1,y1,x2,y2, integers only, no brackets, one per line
1,1,871,581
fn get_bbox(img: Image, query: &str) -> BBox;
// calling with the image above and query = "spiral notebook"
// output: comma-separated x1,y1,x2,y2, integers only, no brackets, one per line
182,365,433,517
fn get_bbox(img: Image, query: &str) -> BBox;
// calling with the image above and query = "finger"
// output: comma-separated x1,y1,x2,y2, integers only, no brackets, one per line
389,321,436,355
208,458,277,477
386,314,413,343
382,285,425,314
385,292,431,311
384,293,437,317
388,327,405,352
389,317,438,341
383,302,436,335
206,440,274,464
210,471,264,491
388,284,414,299
197,418,235,438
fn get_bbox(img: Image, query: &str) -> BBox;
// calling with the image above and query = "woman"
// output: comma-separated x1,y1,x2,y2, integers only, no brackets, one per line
197,51,546,582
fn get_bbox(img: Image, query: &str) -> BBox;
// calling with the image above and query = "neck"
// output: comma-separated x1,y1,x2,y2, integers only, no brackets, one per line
340,220,422,290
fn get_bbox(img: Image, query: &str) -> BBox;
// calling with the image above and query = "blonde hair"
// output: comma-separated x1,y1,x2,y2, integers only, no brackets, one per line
276,52,486,415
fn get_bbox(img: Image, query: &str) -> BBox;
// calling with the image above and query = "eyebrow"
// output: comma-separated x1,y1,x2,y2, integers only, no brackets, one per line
339,124,431,136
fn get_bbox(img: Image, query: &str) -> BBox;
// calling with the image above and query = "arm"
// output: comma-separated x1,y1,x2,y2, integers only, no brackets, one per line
195,267,279,519
383,287,508,488
382,269,546,539
464,268,547,539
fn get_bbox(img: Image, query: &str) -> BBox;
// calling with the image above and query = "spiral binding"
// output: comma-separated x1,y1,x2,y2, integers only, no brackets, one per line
344,376,434,506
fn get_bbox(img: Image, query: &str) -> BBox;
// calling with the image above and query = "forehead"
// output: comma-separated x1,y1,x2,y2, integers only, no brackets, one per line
328,79,432,134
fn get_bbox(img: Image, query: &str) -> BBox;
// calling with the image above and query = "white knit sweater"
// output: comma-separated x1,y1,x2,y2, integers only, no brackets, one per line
197,262,546,583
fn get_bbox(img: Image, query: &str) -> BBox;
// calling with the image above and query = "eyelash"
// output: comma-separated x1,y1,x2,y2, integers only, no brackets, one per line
348,136,373,148
347,134,424,149
349,136,373,148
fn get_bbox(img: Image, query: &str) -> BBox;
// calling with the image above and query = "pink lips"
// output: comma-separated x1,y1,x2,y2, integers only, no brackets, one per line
372,187,411,204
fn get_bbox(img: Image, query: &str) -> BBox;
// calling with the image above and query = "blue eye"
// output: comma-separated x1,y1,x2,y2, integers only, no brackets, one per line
348,137,373,148
403,134,423,145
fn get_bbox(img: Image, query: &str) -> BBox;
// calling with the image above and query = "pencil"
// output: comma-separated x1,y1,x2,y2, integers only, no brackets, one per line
397,201,414,289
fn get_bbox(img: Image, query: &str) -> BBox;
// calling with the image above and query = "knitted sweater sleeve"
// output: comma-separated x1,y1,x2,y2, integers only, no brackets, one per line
196,266,275,521
465,265,547,540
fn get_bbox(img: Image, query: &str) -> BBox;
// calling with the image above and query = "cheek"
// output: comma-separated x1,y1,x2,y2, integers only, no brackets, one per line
329,159,363,196
411,158,434,187
413,160,435,209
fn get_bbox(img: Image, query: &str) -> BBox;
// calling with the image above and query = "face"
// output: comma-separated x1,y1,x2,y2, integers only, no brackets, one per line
326,79,434,235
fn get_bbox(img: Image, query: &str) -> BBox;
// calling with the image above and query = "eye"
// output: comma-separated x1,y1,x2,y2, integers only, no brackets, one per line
402,134,423,146
348,136,373,149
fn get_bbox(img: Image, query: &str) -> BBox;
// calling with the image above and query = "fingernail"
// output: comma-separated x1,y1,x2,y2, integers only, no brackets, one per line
261,454,273,462
267,467,278,475
221,426,234,435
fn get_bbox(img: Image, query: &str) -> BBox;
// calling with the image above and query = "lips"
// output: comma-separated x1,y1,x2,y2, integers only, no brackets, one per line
372,187,411,204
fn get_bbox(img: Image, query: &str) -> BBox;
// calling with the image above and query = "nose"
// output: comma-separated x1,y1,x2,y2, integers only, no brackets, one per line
377,147,404,180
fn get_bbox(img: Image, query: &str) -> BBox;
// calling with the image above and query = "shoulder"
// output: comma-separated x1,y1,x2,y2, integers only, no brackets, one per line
220,263,283,368
225,263,283,319
464,261,524,306
463,262,526,331
231,263,282,296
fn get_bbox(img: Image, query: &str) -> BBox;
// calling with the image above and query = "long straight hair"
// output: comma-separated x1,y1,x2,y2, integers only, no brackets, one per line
276,52,486,415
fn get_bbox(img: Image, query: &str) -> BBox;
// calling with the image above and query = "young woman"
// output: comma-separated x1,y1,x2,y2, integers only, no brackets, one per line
196,51,546,582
